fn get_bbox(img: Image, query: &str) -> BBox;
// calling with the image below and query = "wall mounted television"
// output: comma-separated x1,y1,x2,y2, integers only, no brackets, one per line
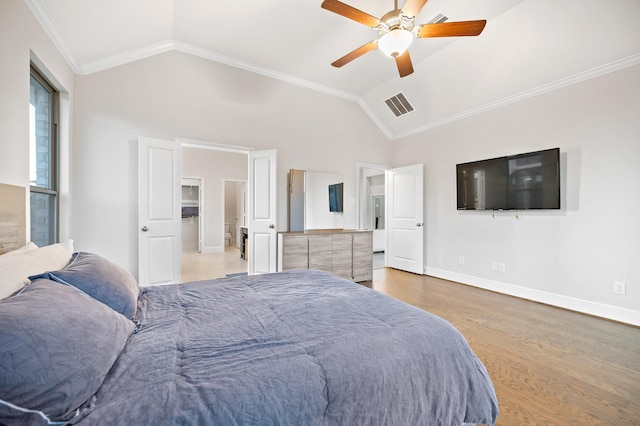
328,183,343,213
456,148,560,210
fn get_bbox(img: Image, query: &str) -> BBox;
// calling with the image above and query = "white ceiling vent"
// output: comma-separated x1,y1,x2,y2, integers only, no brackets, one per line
427,13,449,24
385,93,414,117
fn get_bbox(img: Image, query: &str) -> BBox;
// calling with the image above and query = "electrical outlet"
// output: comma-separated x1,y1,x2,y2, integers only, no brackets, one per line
491,261,498,271
498,263,506,273
613,281,626,295
458,256,465,265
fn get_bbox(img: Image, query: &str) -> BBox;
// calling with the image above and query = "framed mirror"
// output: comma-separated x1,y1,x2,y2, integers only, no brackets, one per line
288,169,344,231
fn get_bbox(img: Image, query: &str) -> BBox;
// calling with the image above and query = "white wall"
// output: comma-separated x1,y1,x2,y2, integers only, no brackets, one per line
72,50,392,275
0,0,75,241
305,171,344,230
393,64,640,324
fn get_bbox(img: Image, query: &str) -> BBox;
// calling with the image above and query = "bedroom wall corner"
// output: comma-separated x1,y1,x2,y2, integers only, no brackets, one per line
0,0,75,242
392,63,640,324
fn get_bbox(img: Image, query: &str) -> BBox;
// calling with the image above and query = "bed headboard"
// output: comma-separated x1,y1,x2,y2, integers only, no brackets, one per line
0,183,27,255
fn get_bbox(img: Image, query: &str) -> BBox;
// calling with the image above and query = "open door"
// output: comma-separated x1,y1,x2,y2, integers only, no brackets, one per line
247,149,277,274
386,163,424,274
138,137,182,286
357,164,389,268
181,177,203,254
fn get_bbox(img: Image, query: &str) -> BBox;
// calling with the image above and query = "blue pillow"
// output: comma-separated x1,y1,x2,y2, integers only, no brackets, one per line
30,252,140,319
0,279,135,424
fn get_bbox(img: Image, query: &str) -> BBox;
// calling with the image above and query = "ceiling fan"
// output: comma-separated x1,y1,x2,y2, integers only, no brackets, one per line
321,0,487,77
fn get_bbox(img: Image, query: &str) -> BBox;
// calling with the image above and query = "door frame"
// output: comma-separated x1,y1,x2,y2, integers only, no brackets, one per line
247,149,277,275
179,138,253,254
222,178,247,250
177,139,278,276
356,163,389,267
138,136,182,286
386,163,424,275
181,176,204,253
356,163,389,229
141,138,273,283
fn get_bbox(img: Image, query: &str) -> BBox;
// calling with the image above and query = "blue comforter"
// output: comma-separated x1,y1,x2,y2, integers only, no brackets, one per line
73,270,498,425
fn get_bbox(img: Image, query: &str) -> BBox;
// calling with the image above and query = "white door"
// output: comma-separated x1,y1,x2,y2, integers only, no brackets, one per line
386,163,424,274
247,150,277,274
138,137,182,286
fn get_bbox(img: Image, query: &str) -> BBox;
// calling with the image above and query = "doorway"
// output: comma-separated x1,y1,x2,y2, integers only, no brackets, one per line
357,163,388,269
181,177,203,254
180,142,249,281
385,164,424,275
138,138,277,286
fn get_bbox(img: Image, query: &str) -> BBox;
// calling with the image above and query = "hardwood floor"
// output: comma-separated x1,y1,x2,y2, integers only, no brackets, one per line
367,268,640,426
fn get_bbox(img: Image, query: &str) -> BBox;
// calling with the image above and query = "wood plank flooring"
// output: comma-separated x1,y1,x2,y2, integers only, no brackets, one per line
367,268,640,426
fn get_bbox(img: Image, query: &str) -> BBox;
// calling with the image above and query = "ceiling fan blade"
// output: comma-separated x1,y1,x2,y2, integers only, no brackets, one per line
331,41,378,67
395,50,414,77
321,0,380,28
401,0,429,18
417,20,487,38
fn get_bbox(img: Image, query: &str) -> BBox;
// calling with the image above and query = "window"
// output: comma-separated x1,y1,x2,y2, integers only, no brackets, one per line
29,66,59,246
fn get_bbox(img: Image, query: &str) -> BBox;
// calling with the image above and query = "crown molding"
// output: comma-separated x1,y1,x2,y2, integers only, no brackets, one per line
25,0,360,103
24,0,639,141
173,41,360,103
391,53,640,141
356,98,393,140
81,40,175,75
177,138,254,154
81,38,361,104
25,0,82,73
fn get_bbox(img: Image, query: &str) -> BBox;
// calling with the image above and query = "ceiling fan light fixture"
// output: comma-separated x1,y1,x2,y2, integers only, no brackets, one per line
378,29,413,58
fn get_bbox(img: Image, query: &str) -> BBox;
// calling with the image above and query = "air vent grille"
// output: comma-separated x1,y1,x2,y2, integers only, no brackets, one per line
427,13,449,24
385,93,414,117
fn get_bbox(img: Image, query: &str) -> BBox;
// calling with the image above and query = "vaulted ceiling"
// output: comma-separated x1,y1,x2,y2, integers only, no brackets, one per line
26,0,640,139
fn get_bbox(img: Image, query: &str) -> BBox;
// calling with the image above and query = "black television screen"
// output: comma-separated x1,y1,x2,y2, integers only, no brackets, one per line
328,183,343,212
456,156,508,210
456,148,560,210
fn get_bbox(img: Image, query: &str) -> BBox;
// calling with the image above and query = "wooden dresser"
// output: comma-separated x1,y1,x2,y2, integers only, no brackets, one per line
277,230,373,282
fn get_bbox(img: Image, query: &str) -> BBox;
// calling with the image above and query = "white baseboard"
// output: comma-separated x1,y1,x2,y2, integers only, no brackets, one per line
425,267,640,327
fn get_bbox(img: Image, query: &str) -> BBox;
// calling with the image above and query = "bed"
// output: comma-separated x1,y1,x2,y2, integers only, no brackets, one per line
0,185,498,426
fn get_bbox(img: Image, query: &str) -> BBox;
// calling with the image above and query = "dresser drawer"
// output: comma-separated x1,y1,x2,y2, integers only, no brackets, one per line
309,235,332,253
332,234,352,251
278,231,372,282
310,251,332,271
353,232,373,250
282,253,309,270
282,235,308,254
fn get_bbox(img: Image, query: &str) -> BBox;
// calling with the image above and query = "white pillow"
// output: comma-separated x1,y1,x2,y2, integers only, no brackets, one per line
0,240,74,300
2,242,38,256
